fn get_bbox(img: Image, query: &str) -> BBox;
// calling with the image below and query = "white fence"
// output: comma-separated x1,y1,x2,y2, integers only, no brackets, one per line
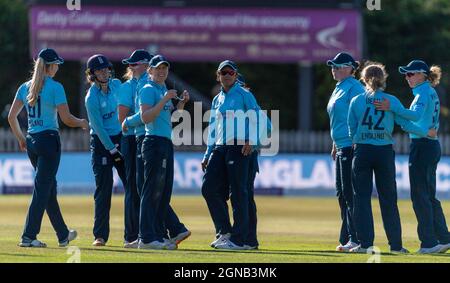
2,127,450,155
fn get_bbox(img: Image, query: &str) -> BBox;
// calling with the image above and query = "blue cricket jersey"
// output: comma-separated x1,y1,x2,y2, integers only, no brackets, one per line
327,76,365,149
203,82,271,162
118,77,138,136
139,80,174,140
124,72,148,137
348,90,428,145
85,78,122,151
15,77,68,134
389,81,440,140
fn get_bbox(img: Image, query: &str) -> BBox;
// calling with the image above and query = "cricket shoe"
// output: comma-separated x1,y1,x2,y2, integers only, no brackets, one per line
138,240,167,250
124,239,139,249
18,237,47,248
439,243,450,253
215,238,247,250
349,245,371,254
170,230,191,245
336,241,359,252
416,244,444,254
243,245,259,250
59,229,77,247
211,233,231,248
92,238,106,246
163,239,178,250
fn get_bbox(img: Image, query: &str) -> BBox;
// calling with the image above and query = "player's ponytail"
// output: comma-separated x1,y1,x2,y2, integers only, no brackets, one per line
428,65,441,87
360,62,388,93
27,57,47,107
123,67,133,81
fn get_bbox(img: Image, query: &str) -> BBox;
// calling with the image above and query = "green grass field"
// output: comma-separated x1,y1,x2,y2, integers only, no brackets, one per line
0,195,449,263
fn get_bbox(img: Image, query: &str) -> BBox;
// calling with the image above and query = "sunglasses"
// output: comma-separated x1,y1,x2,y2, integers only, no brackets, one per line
406,72,417,77
219,70,236,76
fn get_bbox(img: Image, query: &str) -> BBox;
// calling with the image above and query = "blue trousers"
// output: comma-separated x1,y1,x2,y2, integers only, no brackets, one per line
352,144,402,250
121,135,140,242
140,136,186,243
335,146,358,245
246,150,259,247
136,135,145,198
90,134,127,242
22,130,69,242
409,138,450,248
136,135,186,241
202,145,251,246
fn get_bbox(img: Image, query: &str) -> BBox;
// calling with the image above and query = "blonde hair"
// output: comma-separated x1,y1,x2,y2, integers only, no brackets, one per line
360,62,388,93
27,58,49,107
428,65,441,87
123,67,133,81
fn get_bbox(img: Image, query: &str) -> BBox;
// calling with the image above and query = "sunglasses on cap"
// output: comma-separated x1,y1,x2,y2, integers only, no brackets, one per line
331,64,352,70
219,70,236,76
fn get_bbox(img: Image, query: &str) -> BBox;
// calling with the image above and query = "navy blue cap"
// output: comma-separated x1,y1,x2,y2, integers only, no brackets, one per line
87,54,112,71
398,60,430,75
122,49,153,65
38,48,64,64
326,52,359,69
217,60,238,71
149,55,170,68
237,73,246,86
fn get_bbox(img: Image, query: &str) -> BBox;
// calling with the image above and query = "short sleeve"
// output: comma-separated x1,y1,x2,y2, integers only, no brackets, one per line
54,82,68,106
139,85,156,107
118,81,134,108
15,83,28,104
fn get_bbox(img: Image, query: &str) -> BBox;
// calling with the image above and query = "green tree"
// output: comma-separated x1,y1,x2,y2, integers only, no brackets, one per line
0,0,30,126
363,0,450,131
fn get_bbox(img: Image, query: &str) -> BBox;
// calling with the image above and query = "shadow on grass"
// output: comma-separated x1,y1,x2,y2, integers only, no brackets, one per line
0,252,44,257
422,253,450,257
77,247,342,257
301,250,450,257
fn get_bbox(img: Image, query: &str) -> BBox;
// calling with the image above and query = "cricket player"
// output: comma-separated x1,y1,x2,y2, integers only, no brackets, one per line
9,48,88,247
348,62,436,254
137,55,190,250
374,60,450,254
118,49,151,247
122,52,191,249
202,60,269,250
326,52,363,252
85,54,127,246
209,73,262,250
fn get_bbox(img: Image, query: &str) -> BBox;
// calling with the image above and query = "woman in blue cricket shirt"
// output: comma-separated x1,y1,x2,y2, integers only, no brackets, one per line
208,73,263,250
374,60,450,254
8,48,88,247
326,52,364,252
137,55,190,250
118,49,151,248
122,55,191,249
202,60,268,250
348,62,436,254
85,54,127,247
